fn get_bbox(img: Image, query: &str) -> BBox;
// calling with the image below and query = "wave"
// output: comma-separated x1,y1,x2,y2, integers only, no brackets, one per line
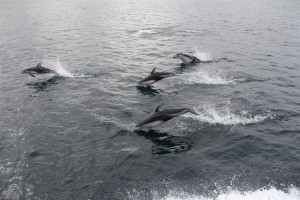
183,104,273,125
177,69,244,85
150,187,300,200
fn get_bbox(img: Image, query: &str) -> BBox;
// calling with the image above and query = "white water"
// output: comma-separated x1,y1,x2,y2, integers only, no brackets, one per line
177,68,244,85
179,70,239,85
175,51,243,85
184,103,272,125
133,29,158,36
154,187,300,200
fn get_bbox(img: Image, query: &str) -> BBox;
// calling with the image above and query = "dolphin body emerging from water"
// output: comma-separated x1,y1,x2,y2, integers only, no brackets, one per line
135,103,198,130
138,67,175,86
173,53,200,64
22,63,57,77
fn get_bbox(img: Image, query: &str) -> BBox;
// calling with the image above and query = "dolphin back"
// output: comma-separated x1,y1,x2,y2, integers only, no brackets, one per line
138,70,175,85
135,107,198,129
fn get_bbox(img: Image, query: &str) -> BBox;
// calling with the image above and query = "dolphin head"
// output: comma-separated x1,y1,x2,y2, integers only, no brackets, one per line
189,51,196,55
173,53,194,64
173,53,183,59
135,122,142,129
22,68,36,77
21,69,28,74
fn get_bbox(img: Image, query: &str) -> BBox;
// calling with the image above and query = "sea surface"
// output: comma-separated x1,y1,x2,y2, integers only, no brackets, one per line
0,0,300,199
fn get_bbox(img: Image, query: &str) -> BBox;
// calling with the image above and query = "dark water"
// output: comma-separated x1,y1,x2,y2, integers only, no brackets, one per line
0,0,300,199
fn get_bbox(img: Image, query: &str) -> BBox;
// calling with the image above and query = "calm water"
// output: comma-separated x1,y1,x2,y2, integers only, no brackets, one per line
0,0,300,199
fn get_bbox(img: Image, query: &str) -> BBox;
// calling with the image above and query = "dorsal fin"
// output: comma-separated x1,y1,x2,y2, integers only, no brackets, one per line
151,67,156,74
35,63,42,68
155,103,164,112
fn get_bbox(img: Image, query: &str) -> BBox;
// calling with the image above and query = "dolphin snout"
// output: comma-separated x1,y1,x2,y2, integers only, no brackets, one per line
134,124,142,131
137,82,146,86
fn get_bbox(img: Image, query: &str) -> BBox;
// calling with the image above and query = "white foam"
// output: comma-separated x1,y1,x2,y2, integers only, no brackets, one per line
133,29,158,36
71,73,96,78
178,69,242,85
183,104,272,125
155,187,300,200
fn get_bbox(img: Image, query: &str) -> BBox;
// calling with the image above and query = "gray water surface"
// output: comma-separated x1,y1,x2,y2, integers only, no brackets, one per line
0,0,300,199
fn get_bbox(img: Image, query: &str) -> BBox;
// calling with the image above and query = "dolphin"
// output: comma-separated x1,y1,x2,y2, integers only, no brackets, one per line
22,63,57,77
173,53,200,64
138,67,175,86
135,103,198,130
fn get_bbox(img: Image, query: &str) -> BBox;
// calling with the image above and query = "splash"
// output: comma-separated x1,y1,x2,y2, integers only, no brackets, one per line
183,104,273,125
191,50,213,62
133,29,158,36
178,70,243,85
42,59,95,78
153,187,300,200
42,59,74,77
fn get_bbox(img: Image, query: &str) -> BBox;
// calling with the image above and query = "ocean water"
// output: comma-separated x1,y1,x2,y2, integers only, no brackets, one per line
0,0,299,199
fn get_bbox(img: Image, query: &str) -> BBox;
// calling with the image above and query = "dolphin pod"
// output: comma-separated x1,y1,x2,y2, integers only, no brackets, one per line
22,51,202,130
135,52,203,129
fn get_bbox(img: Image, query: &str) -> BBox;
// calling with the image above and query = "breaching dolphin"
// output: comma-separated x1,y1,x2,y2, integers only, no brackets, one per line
138,67,175,86
22,63,57,77
173,53,200,64
135,103,198,130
